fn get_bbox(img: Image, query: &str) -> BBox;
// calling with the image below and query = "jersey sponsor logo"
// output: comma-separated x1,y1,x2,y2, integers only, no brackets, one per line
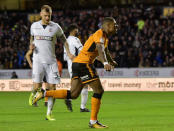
35,35,53,41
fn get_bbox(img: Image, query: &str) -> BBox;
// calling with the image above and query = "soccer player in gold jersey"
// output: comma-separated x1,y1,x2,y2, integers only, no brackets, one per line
33,17,118,128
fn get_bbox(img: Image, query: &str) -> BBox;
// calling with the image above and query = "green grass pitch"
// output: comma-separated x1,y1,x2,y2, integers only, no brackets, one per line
1,91,174,131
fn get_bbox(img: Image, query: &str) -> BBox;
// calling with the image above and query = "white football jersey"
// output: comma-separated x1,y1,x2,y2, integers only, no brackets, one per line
64,36,83,61
30,20,64,64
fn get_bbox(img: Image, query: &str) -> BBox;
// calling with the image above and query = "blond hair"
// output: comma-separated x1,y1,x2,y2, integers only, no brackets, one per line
41,5,52,13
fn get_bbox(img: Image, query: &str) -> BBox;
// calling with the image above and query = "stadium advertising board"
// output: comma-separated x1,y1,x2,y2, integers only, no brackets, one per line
28,14,40,22
163,7,174,16
0,68,174,79
1,78,174,91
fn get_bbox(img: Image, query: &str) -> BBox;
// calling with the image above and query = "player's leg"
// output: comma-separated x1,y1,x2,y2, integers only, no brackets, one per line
29,83,42,106
80,85,90,112
43,79,49,107
43,78,82,99
88,79,108,128
29,60,44,106
29,83,41,106
44,63,59,121
32,77,83,102
32,63,83,102
64,59,73,111
45,83,56,121
77,63,107,128
29,83,36,106
69,63,84,99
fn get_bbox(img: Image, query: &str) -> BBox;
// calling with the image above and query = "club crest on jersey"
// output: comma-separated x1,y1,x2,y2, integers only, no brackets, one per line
35,35,53,41
49,28,52,32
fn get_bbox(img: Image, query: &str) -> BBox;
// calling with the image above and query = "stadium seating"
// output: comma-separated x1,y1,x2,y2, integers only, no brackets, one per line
0,5,174,69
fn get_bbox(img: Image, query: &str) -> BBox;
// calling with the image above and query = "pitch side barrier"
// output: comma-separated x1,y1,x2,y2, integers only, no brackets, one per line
0,68,174,91
0,78,174,91
0,68,174,79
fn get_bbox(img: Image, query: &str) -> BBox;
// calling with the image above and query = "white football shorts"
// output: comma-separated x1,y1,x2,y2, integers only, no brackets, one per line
32,60,60,84
67,59,72,78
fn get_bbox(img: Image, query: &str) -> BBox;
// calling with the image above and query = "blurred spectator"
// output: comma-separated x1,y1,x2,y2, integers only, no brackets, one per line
0,5,174,69
137,18,145,31
11,71,18,79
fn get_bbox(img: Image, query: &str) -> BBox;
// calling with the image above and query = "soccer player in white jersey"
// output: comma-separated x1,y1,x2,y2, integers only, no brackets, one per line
29,5,74,121
64,24,90,112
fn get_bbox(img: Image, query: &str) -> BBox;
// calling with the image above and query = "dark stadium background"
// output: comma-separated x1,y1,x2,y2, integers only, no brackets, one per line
0,0,174,70
1,1,174,131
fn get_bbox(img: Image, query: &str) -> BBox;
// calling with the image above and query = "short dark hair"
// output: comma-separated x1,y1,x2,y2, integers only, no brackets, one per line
67,24,78,33
41,5,52,13
102,17,115,25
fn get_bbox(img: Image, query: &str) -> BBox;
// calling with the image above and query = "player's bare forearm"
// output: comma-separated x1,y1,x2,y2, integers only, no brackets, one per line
96,43,114,71
59,34,70,54
96,43,107,63
29,36,35,50
64,41,71,55
30,36,34,44
105,47,118,66
96,56,104,63
105,48,113,62
25,50,33,68
60,34,75,60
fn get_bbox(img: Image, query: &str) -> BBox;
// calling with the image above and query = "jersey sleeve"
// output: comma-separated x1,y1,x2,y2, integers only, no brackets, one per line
93,31,104,44
75,38,83,52
56,24,64,37
30,23,34,36
63,46,68,61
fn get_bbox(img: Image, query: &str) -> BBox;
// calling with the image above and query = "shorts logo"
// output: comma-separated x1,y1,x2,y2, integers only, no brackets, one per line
53,72,60,80
80,75,89,81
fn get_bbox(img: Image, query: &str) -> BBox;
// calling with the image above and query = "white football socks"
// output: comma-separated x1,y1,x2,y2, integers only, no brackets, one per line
47,97,53,115
90,120,97,124
80,87,88,109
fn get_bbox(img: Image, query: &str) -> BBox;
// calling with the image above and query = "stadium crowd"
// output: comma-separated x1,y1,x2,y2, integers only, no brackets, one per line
0,4,174,69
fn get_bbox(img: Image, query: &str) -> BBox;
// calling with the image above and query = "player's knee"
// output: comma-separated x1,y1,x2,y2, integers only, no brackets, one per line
93,93,103,99
101,88,104,94
70,94,78,99
97,87,104,94
70,92,79,99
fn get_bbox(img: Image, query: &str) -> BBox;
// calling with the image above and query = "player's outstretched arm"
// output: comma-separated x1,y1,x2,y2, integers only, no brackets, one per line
104,47,118,67
60,34,75,60
96,43,114,71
